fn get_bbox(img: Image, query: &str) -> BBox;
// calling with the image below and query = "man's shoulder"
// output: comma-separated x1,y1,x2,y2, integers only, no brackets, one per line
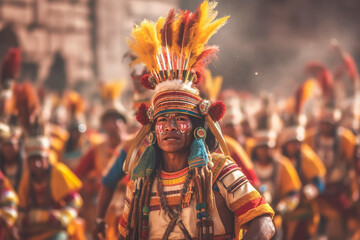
210,153,244,184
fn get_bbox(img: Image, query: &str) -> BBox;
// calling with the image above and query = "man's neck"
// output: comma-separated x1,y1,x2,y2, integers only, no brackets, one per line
162,150,189,172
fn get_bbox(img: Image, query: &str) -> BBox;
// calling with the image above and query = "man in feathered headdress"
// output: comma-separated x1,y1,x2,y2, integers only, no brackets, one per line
278,111,326,240
118,2,275,239
0,48,24,192
93,68,152,240
249,95,301,240
303,63,358,239
14,82,84,240
62,90,91,170
74,80,128,236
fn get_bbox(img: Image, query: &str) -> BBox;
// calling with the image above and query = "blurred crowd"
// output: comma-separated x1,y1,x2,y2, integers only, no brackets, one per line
0,40,360,240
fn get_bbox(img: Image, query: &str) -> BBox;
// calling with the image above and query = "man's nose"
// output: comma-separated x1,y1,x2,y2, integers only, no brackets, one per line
164,118,178,131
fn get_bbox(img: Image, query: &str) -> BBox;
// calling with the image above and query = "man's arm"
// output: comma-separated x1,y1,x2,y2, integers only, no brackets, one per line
243,215,275,240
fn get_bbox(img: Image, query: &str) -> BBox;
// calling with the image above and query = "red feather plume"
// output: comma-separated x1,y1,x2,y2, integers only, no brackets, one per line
161,9,175,48
208,101,226,122
140,74,155,90
13,82,40,131
136,103,150,125
1,48,21,85
192,46,219,70
177,10,190,49
305,62,333,98
343,54,359,82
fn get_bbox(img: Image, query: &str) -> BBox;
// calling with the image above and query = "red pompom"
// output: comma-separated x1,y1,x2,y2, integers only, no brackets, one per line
193,70,203,84
136,103,150,125
140,74,155,90
208,101,226,122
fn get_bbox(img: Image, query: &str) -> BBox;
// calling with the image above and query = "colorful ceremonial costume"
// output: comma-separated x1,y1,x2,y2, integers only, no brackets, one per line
0,170,18,239
0,48,24,192
305,123,357,220
13,81,84,240
250,96,301,239
278,114,326,240
118,2,274,239
63,91,92,170
18,162,83,240
74,81,128,235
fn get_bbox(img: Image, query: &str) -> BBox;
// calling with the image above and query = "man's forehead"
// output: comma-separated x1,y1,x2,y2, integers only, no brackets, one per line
157,113,191,119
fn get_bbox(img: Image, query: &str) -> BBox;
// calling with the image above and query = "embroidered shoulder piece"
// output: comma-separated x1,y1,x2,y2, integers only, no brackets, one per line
210,153,228,185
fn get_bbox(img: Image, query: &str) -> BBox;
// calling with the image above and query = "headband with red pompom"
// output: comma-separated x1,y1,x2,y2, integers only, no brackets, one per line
136,99,226,126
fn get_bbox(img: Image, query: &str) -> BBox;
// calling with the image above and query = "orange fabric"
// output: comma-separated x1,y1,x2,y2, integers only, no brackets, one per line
276,155,302,198
300,144,326,182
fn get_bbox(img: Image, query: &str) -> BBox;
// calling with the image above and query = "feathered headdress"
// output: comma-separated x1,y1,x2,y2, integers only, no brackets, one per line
13,82,50,157
127,0,229,87
124,1,230,172
64,90,86,130
13,81,42,135
100,80,128,122
65,91,86,118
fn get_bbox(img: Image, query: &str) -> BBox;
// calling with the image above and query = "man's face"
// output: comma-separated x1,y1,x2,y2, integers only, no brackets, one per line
254,145,271,164
1,138,19,162
102,117,125,138
155,114,194,153
27,155,50,176
284,140,300,158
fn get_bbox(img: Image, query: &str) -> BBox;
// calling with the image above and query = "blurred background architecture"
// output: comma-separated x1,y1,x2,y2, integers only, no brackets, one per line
0,0,359,95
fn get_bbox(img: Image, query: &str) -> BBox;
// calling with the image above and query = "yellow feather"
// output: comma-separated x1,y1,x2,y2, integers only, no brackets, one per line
187,1,229,68
127,20,161,71
101,81,126,101
204,70,223,101
156,17,165,44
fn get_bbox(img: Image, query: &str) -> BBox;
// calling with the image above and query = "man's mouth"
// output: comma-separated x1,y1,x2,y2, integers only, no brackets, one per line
163,135,181,141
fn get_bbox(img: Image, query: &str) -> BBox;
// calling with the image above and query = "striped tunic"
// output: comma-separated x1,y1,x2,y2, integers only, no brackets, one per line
119,154,274,239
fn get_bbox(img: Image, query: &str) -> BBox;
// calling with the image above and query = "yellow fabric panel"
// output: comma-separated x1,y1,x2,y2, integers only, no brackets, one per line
50,124,69,142
300,144,326,182
224,135,254,170
245,137,256,157
50,163,82,202
18,163,82,208
277,156,302,198
234,204,275,240
339,127,356,161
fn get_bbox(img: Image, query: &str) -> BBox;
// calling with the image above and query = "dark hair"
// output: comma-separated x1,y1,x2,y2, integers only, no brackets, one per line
151,115,219,152
101,110,127,124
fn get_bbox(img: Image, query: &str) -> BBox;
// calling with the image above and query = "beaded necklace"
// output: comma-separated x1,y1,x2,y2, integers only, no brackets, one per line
157,167,193,239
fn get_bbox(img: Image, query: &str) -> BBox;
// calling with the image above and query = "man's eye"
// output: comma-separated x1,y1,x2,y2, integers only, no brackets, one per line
158,118,167,122
177,117,186,121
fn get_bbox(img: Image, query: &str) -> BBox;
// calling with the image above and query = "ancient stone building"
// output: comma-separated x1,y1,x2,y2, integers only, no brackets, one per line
0,0,178,92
